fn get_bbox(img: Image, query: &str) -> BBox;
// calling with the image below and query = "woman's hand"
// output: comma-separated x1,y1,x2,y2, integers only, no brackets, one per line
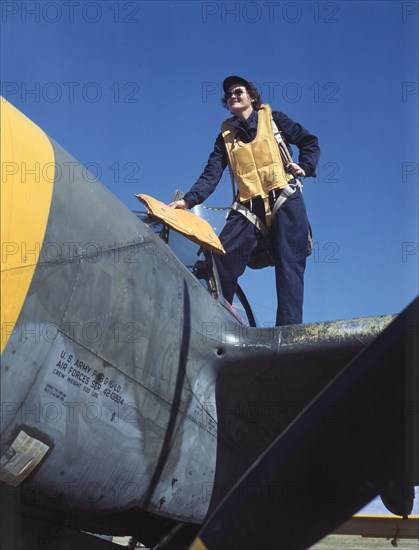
286,162,306,177
169,199,189,209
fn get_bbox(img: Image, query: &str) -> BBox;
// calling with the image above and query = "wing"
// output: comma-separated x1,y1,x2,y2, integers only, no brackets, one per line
191,297,419,549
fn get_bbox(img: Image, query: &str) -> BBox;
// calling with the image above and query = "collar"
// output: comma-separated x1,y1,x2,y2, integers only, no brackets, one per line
229,109,258,130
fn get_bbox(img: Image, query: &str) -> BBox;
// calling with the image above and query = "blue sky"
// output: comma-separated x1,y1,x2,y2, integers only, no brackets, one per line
2,0,418,327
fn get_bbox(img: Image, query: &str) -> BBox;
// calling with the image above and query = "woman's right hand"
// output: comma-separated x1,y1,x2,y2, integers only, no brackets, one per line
169,199,189,209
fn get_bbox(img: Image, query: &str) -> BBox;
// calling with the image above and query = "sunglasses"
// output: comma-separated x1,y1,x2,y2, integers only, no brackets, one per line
226,88,246,98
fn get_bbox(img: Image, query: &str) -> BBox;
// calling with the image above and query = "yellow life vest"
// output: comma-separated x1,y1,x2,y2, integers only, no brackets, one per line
221,104,293,202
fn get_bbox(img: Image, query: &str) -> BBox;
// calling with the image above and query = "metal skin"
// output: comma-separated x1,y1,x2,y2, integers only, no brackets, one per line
191,297,419,550
0,99,415,549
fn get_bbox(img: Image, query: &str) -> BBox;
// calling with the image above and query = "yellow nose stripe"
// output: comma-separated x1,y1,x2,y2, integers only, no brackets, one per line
1,98,55,353
189,538,208,550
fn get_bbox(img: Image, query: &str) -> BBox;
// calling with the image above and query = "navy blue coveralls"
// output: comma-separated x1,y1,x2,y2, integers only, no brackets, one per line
183,109,320,326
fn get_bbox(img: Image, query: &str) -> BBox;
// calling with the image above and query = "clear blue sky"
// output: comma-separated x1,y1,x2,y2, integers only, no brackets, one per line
2,0,418,326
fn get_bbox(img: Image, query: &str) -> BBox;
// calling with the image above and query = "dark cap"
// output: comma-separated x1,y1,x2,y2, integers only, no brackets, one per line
222,75,251,93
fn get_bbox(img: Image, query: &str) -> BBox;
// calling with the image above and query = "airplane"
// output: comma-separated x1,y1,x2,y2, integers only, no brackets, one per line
1,97,418,549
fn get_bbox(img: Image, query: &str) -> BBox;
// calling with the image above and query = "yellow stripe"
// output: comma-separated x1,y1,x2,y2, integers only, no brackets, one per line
1,98,55,353
189,537,208,550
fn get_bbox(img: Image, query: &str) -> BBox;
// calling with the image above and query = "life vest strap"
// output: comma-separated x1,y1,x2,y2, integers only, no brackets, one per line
231,180,302,236
271,180,302,219
263,196,272,230
231,201,269,237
